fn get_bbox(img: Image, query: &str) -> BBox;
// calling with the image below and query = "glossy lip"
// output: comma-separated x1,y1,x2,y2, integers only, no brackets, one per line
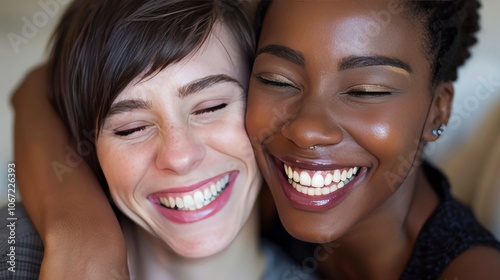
274,157,367,212
148,171,238,224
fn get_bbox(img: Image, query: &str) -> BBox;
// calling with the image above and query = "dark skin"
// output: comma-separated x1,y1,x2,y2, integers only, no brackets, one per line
246,0,500,279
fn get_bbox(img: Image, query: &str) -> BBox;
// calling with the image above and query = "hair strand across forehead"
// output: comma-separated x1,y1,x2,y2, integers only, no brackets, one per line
48,0,254,183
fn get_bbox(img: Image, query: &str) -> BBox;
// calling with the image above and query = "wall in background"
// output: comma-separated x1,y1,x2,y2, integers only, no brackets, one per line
1,0,71,206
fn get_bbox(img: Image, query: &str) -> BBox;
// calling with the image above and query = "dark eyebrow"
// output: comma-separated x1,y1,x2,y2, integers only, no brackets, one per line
255,44,305,67
108,99,152,117
339,55,412,73
178,74,242,99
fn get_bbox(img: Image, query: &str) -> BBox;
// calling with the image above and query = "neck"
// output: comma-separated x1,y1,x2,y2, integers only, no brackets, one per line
124,206,264,280
320,166,439,280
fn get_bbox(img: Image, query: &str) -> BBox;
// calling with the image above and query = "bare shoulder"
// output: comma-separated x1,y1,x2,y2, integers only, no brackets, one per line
439,246,500,280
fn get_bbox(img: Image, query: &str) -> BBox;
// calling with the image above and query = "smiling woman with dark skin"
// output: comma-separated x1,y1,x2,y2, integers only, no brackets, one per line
247,0,500,279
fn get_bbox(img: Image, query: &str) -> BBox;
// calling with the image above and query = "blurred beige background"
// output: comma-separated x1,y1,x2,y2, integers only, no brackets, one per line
1,0,499,235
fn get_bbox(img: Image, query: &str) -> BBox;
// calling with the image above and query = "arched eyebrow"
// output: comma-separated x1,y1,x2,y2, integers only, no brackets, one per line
106,74,241,118
177,74,242,99
108,99,152,117
256,44,412,75
339,55,412,74
255,44,305,67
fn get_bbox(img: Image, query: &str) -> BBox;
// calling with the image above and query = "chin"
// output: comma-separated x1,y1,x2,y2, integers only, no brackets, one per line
160,228,236,259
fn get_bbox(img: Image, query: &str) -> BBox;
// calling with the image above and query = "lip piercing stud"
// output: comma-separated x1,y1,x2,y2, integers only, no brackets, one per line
432,124,446,137
308,145,316,150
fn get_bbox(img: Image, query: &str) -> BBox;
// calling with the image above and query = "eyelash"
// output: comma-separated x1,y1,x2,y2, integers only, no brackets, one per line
193,103,227,115
256,75,393,98
346,91,392,97
255,76,294,88
113,104,228,137
114,126,149,137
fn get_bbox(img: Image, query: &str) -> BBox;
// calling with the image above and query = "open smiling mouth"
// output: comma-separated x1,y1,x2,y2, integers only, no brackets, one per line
283,164,359,196
157,175,230,211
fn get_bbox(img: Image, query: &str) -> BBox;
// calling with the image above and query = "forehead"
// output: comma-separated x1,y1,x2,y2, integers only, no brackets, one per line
116,23,247,101
260,0,427,70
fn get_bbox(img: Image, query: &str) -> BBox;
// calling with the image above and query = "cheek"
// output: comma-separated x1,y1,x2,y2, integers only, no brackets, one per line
350,105,426,171
246,88,286,148
201,111,256,167
96,139,149,196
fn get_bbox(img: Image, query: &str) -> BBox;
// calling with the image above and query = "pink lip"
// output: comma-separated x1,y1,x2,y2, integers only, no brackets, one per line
148,171,238,224
274,157,366,212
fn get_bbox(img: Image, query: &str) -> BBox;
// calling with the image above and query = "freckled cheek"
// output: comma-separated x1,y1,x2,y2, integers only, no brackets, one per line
204,119,256,164
96,141,149,195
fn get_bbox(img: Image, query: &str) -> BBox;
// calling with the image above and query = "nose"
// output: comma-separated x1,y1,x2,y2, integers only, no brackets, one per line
281,99,343,149
155,125,205,174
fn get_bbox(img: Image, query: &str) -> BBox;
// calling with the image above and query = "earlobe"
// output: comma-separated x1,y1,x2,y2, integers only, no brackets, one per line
422,82,454,141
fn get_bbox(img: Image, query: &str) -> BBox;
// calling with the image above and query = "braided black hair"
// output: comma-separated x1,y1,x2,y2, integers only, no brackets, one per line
254,0,481,86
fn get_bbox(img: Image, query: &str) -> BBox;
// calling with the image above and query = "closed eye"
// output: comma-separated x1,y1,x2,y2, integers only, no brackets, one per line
255,75,295,88
193,103,227,115
114,126,150,137
345,90,392,97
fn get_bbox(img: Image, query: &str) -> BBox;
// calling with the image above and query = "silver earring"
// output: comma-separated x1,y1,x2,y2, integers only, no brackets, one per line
432,124,446,137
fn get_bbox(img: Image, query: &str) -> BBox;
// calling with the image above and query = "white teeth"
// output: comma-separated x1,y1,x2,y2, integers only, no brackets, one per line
176,197,184,209
168,197,175,208
284,165,292,179
204,188,211,200
293,170,300,182
324,173,333,185
158,175,229,211
333,170,341,183
284,164,361,197
299,171,311,186
307,187,315,196
301,185,308,194
311,172,324,188
160,197,170,207
194,191,204,207
314,188,322,195
183,195,194,210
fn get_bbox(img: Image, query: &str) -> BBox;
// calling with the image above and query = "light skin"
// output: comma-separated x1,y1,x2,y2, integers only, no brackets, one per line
99,24,264,279
97,23,261,259
246,0,500,279
14,23,264,280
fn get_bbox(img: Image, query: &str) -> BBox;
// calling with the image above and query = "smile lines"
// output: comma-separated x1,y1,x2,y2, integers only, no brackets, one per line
158,175,230,211
284,164,359,196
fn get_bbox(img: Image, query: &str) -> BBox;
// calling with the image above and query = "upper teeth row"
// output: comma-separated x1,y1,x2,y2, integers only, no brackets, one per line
284,164,358,188
159,175,229,211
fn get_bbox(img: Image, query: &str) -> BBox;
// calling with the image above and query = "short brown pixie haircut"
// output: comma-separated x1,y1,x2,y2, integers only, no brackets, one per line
48,0,255,183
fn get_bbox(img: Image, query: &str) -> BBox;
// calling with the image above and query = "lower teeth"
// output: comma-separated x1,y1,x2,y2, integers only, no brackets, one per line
288,174,356,195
